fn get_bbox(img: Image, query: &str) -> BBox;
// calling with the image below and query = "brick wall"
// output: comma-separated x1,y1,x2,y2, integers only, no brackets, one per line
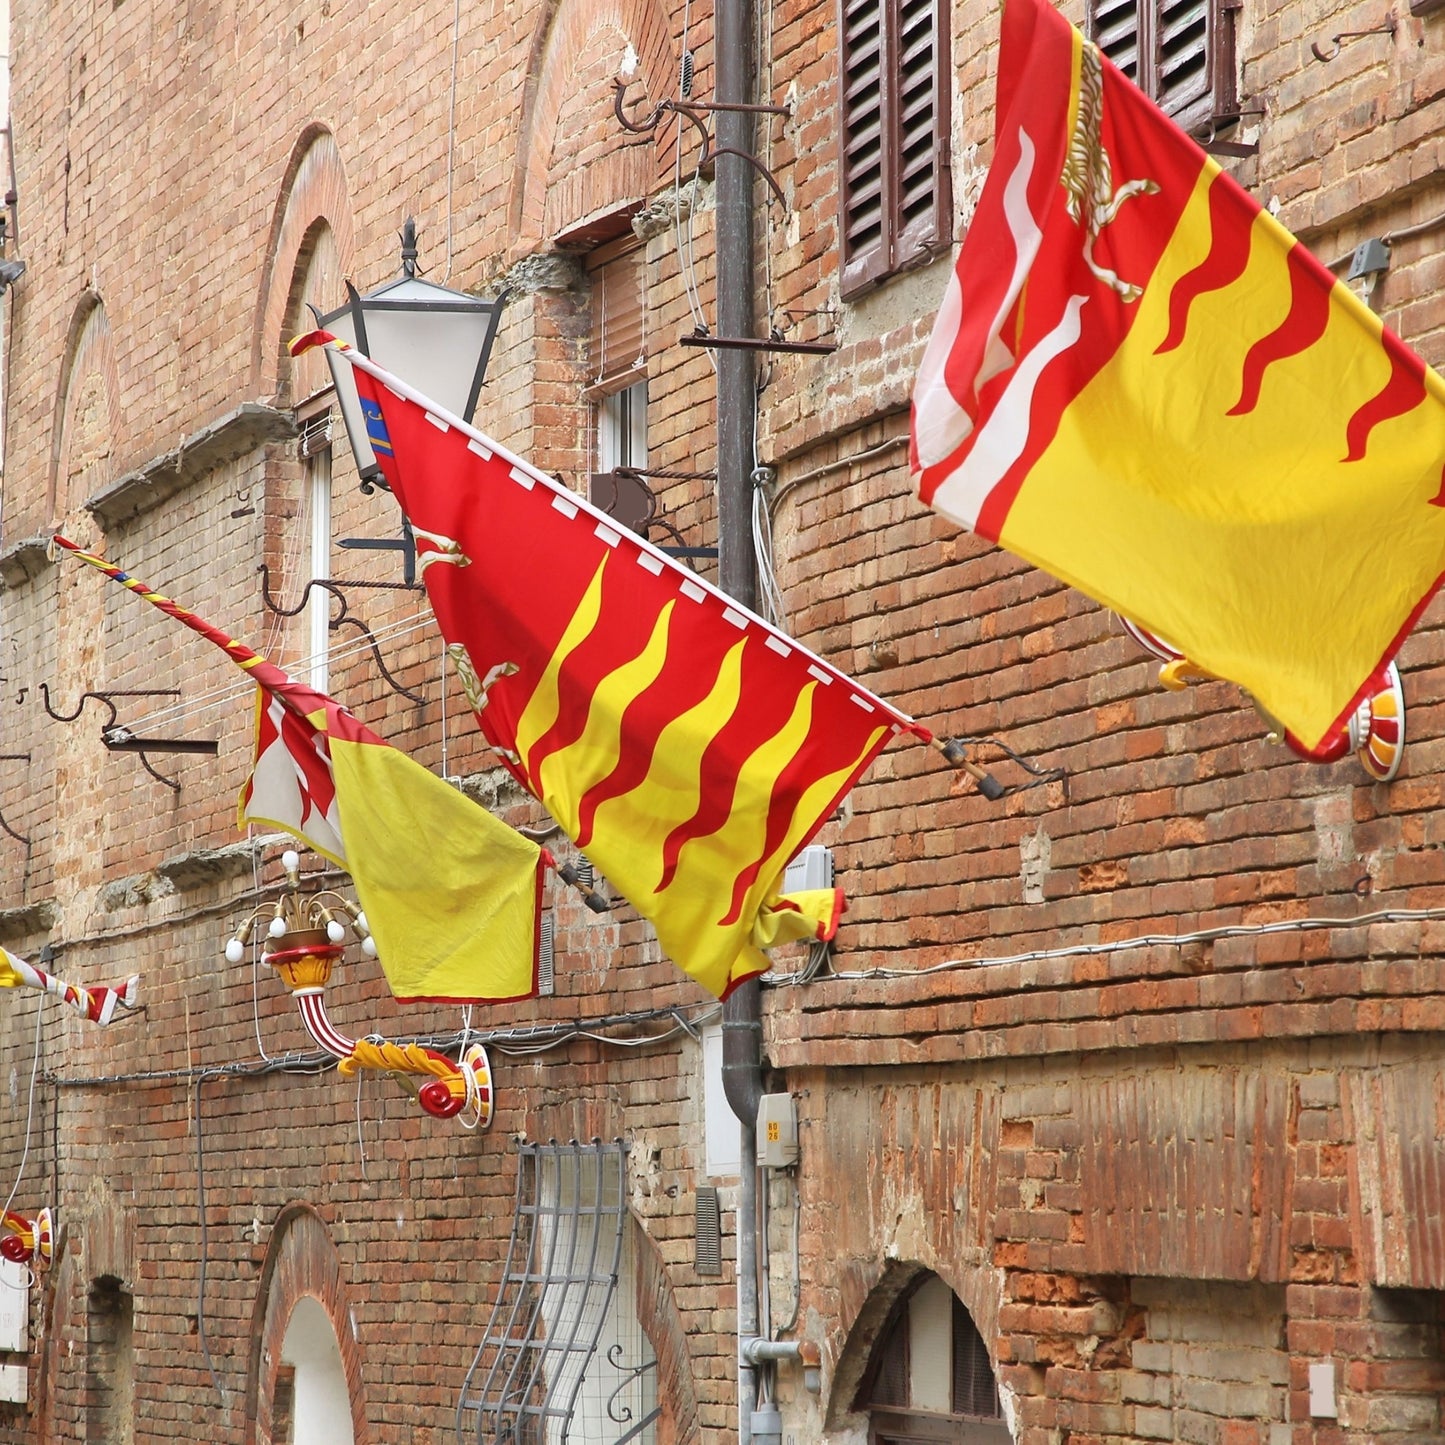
2,0,1445,1440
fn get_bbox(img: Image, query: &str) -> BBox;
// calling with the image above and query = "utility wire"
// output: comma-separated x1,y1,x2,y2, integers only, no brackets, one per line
768,906,1445,986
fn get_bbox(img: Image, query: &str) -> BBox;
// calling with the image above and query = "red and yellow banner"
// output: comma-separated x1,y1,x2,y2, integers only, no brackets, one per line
54,537,545,1003
315,347,925,997
911,0,1445,755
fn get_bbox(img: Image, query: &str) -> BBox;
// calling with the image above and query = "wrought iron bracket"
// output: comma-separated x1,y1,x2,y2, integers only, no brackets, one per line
257,564,427,704
0,754,32,846
605,1343,661,1439
339,514,418,585
613,79,789,209
38,686,214,791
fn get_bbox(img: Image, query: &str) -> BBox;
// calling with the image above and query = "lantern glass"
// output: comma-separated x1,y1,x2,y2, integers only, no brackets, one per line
315,272,505,486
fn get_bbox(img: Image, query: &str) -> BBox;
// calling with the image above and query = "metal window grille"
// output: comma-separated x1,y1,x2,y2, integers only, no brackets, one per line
458,1140,657,1445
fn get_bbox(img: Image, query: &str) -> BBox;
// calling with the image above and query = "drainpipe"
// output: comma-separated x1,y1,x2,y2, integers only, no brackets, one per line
714,0,762,1436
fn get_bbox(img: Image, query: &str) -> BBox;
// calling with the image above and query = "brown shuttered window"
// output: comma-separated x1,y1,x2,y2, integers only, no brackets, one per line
588,237,646,389
839,0,951,299
1088,0,1237,134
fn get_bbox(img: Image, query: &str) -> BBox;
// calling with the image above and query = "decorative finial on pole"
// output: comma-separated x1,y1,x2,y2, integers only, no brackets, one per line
400,216,419,278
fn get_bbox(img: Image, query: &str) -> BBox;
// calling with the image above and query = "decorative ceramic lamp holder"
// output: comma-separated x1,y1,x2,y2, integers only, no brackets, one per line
225,851,494,1128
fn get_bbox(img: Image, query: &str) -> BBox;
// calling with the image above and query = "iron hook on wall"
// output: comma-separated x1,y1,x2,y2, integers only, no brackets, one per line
256,565,427,705
37,686,217,791
0,754,32,846
1311,15,1397,60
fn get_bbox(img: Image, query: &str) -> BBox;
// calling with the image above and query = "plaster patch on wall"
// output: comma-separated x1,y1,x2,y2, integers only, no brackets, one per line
954,141,988,233
1312,788,1355,866
1020,823,1051,904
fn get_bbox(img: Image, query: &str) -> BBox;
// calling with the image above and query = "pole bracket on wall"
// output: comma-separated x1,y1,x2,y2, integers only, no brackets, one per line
38,686,215,791
257,565,427,705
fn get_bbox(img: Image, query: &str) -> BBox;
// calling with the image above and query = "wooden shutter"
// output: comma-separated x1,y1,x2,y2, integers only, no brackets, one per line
1155,0,1212,123
841,0,949,299
588,239,645,388
840,0,888,294
1091,0,1141,82
894,0,950,266
1088,0,1230,129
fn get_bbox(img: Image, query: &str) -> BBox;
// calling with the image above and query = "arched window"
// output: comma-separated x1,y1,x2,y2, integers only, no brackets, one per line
279,1296,355,1445
857,1275,1009,1445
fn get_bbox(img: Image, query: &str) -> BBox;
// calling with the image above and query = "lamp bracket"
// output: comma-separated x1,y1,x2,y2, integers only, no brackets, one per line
612,80,789,209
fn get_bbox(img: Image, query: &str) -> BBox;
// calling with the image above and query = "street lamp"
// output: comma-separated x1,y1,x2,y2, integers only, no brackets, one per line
314,217,507,490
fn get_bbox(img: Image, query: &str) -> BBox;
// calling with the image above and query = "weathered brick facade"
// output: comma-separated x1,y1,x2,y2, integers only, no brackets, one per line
0,0,1444,1441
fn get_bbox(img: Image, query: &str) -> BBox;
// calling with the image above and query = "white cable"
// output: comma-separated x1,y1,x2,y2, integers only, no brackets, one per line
442,0,462,283
0,1003,43,1226
767,906,1445,985
249,831,276,1064
103,609,437,736
354,1069,370,1181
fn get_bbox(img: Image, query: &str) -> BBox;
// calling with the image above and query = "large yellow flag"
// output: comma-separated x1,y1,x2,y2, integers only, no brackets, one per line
911,0,1445,756
54,538,545,1003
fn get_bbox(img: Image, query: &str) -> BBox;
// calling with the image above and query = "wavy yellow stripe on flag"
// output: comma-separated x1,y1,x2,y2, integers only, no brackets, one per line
1005,164,1445,747
586,638,748,894
512,558,608,794
741,722,887,920
535,601,676,835
668,682,822,923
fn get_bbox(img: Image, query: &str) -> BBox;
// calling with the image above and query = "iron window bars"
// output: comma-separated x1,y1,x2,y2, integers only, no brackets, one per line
458,1140,658,1445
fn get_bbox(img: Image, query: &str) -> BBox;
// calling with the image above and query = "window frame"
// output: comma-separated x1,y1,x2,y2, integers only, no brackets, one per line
856,1275,1009,1445
838,0,953,299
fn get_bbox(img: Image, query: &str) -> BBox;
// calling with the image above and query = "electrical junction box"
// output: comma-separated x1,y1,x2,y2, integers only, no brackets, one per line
756,1093,799,1168
783,845,834,894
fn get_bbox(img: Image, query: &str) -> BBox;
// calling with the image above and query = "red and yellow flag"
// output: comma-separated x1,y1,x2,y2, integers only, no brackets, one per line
301,342,925,998
54,537,545,1004
911,0,1445,756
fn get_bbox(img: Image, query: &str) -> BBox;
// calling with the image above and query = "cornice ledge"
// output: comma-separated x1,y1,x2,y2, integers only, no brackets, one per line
0,533,54,590
0,900,59,946
85,402,297,529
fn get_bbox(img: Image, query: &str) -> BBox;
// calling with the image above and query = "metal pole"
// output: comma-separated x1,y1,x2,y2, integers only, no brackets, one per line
714,0,762,1438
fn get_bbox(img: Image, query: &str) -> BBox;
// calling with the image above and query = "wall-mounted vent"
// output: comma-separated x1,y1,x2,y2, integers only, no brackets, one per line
538,912,555,996
695,1186,722,1274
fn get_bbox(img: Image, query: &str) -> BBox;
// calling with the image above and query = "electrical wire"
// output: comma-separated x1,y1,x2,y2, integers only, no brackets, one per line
47,1002,723,1090
193,1071,229,1410
442,0,462,284
766,905,1445,986
0,1003,44,1229
91,606,436,737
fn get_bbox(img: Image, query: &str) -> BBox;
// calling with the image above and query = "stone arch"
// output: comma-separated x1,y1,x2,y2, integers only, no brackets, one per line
826,1258,1005,1434
632,1213,700,1445
251,125,355,399
508,0,678,253
242,1202,370,1445
47,292,121,528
